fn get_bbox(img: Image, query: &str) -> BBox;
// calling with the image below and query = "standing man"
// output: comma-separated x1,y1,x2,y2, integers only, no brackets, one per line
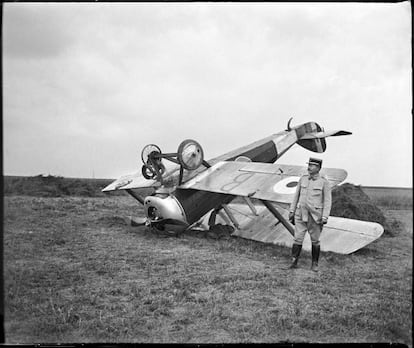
288,157,332,272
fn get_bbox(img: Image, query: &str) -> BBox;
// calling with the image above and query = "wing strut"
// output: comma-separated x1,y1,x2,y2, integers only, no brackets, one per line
126,189,145,205
260,200,295,236
243,197,258,216
222,204,240,229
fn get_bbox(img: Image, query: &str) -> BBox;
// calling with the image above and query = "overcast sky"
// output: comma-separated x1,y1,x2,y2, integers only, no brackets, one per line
3,2,412,187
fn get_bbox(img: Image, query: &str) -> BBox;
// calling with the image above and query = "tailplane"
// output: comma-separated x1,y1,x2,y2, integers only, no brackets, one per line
287,118,352,153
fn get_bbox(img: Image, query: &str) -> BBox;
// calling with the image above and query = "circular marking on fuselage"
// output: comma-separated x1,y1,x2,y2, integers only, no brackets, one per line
273,176,300,194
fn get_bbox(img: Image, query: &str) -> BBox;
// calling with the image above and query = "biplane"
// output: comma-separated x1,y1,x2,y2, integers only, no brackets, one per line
102,118,383,254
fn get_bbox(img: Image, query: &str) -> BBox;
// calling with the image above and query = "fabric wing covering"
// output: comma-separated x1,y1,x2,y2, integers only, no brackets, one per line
179,161,347,204
195,202,384,254
181,161,383,254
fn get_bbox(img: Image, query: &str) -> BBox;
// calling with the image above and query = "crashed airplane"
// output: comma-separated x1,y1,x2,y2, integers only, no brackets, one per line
103,118,383,254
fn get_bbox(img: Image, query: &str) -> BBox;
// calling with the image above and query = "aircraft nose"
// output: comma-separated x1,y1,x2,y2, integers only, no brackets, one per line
147,205,162,221
144,194,187,224
144,197,164,221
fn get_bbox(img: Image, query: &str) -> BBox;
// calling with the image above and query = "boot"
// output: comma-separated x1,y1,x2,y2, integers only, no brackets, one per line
311,244,320,272
288,244,302,269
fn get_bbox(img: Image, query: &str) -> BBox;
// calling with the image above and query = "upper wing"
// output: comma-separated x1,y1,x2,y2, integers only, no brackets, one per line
179,161,347,204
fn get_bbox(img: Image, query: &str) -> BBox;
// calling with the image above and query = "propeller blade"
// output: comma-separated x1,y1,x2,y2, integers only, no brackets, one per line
129,216,148,226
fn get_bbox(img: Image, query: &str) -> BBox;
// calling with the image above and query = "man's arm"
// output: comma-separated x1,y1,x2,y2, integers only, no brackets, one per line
322,178,332,223
289,176,302,220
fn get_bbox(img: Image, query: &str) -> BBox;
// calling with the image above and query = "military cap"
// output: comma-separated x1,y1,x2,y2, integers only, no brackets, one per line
307,157,323,167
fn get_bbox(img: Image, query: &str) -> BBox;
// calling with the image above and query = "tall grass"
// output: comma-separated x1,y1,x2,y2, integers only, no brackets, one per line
370,195,412,210
362,186,412,209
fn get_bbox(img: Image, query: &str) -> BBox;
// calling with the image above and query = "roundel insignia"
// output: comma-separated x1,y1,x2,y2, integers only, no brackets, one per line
273,176,300,194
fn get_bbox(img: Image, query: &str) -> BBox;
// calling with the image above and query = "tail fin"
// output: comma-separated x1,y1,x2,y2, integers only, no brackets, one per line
295,121,326,153
297,137,327,153
291,120,352,153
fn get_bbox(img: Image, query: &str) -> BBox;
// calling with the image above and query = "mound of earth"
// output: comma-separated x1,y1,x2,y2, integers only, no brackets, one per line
331,183,394,236
207,223,235,239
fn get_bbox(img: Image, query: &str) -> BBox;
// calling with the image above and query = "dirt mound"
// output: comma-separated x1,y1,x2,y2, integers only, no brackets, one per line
331,183,395,236
207,224,235,239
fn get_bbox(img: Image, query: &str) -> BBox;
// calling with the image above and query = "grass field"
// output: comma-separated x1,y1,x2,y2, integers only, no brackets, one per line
362,186,412,210
3,191,412,344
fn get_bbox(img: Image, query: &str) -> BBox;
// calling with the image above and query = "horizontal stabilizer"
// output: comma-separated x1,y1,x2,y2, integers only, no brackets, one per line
300,130,352,139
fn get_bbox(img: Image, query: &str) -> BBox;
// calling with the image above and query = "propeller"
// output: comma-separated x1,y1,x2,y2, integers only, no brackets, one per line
140,144,166,180
129,216,148,226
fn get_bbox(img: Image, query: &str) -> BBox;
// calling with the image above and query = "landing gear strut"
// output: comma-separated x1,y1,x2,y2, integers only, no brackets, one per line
140,139,210,185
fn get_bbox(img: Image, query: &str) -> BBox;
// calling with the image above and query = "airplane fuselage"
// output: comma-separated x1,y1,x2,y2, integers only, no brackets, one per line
144,129,299,229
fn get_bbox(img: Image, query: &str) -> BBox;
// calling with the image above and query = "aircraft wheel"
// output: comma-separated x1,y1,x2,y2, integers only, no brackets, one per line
177,139,204,170
142,164,156,179
156,162,166,176
149,161,166,178
141,144,162,164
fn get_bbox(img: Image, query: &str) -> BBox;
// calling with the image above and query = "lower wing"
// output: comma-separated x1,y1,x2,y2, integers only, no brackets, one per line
194,201,383,254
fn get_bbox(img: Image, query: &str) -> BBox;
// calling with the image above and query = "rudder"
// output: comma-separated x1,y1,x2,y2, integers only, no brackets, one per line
295,122,327,153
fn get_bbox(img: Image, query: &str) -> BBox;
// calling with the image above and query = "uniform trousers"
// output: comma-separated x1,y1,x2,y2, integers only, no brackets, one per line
293,211,322,246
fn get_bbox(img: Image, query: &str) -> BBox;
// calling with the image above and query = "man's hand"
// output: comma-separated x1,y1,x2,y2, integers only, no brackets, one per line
322,217,328,225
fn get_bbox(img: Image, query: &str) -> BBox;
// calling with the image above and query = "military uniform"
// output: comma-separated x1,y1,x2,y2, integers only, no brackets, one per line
287,157,332,272
290,173,332,245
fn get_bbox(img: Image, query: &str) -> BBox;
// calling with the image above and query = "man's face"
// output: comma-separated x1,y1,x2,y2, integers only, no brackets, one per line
308,163,320,176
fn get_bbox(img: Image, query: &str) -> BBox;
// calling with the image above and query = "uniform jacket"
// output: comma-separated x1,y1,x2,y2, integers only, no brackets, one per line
289,173,332,223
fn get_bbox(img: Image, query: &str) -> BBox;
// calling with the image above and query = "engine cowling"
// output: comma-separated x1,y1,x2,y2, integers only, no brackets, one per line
144,194,187,225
